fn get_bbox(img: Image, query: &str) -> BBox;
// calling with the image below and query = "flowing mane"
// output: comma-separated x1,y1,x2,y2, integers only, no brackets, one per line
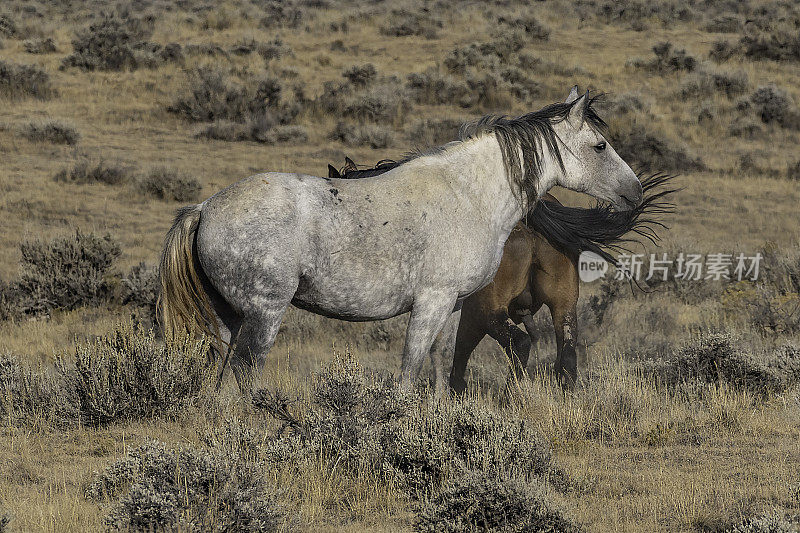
331,97,608,207
332,160,677,267
457,96,607,206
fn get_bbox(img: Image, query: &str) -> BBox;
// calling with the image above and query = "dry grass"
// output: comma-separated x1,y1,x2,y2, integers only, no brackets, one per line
0,0,799,531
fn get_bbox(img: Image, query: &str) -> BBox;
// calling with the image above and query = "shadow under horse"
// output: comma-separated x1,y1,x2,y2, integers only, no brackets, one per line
330,159,676,390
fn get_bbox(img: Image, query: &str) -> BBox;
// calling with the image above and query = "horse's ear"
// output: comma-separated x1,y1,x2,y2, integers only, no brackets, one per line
565,85,580,104
343,157,358,172
328,164,340,179
567,90,589,123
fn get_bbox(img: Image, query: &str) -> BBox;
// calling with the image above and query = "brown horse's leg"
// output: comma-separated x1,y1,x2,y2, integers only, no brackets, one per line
449,305,485,394
519,311,540,371
551,307,578,389
487,318,532,386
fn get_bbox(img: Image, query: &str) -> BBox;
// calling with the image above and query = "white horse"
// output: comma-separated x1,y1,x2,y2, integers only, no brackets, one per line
159,87,643,392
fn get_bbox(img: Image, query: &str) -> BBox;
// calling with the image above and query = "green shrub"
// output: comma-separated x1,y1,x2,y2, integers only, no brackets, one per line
381,399,557,497
0,354,78,427
258,0,304,29
23,37,56,54
342,63,377,87
254,355,415,467
788,161,800,181
768,345,800,386
0,280,22,321
61,323,213,426
665,333,784,395
54,159,131,185
254,355,561,505
61,15,155,71
740,31,800,63
610,124,704,173
15,231,120,315
21,120,79,144
725,511,797,533
380,9,442,39
709,40,738,62
680,69,748,99
140,167,201,202
88,440,285,532
631,41,697,72
406,118,463,147
168,68,301,128
415,471,579,533
750,86,800,129
319,76,409,124
0,14,17,38
330,122,394,148
0,60,54,99
497,13,551,40
443,44,499,75
121,262,158,318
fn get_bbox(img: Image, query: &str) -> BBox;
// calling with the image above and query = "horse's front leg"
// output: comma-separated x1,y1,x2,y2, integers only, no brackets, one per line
400,292,459,391
429,300,463,399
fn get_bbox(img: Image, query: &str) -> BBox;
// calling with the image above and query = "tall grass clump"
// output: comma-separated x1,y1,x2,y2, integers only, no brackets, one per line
171,68,303,142
610,124,704,172
631,41,698,72
663,332,785,395
0,60,54,99
380,9,442,39
250,355,573,529
0,354,78,427
415,471,578,533
87,440,286,531
61,323,214,426
61,14,169,71
139,167,201,202
23,37,56,54
21,120,79,145
53,159,132,185
13,231,120,316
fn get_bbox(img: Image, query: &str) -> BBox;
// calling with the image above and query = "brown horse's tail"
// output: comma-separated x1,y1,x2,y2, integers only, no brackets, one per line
158,205,222,355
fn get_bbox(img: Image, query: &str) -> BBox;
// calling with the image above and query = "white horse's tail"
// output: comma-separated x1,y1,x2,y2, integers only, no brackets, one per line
157,204,222,355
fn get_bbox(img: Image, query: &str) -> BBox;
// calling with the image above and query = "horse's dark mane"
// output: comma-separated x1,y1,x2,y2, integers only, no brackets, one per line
458,96,606,206
525,172,678,266
333,158,677,268
332,96,607,208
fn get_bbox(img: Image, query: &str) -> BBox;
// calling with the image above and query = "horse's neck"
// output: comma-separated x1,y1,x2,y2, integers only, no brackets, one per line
440,135,547,236
428,137,517,233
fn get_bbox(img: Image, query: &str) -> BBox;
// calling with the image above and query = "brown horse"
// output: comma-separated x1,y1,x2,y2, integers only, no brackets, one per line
329,161,675,390
450,201,578,392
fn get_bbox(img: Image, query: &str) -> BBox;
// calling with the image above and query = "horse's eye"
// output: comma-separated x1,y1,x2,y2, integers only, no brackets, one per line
593,142,607,153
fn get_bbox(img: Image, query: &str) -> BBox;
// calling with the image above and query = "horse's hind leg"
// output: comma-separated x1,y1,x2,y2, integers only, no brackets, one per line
229,280,296,393
230,305,291,393
546,259,580,389
551,307,578,389
449,300,486,394
487,319,532,388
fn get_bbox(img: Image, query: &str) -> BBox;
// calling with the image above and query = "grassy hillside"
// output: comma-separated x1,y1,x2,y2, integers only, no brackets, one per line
0,0,799,531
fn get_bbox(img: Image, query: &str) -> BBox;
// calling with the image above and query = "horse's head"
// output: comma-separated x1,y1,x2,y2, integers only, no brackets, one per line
552,86,642,211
